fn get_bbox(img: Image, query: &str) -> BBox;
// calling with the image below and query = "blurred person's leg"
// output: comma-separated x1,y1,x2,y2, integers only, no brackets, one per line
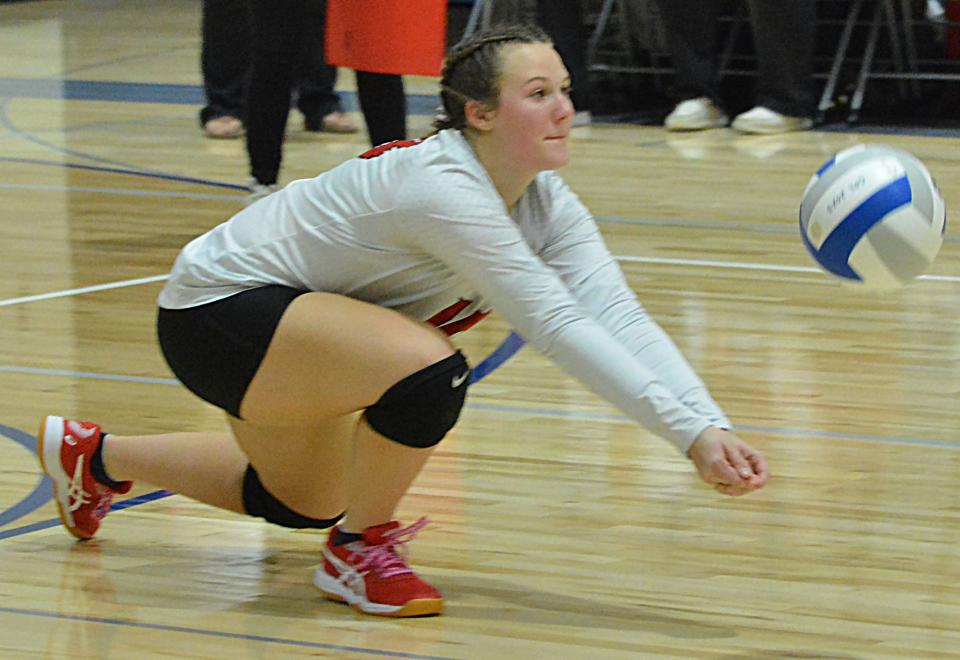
748,0,816,118
245,0,304,187
355,71,406,146
200,0,249,138
653,0,728,130
653,0,722,104
295,0,357,133
732,0,815,133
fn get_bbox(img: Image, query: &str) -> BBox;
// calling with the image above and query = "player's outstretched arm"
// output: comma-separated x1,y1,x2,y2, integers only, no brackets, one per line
687,427,769,496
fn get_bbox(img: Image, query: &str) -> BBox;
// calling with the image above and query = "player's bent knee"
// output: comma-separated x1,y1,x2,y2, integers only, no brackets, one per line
364,350,470,448
242,465,344,529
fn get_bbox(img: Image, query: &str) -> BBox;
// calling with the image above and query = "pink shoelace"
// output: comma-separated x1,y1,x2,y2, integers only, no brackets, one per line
353,517,429,579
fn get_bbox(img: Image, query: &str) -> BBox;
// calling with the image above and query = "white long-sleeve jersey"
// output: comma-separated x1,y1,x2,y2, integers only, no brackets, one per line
159,129,731,453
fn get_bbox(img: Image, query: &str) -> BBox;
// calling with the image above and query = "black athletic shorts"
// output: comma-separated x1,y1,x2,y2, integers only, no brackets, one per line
157,285,306,418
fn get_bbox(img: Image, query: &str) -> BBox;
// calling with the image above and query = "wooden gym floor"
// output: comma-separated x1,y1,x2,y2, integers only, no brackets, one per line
0,1,958,658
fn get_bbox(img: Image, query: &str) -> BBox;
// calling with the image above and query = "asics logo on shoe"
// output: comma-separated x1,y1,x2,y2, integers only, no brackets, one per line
66,421,97,441
324,548,369,598
344,570,367,596
451,371,469,388
67,456,92,512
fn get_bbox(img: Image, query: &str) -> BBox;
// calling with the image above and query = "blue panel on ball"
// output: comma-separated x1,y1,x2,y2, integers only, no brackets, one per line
816,156,836,176
815,176,912,280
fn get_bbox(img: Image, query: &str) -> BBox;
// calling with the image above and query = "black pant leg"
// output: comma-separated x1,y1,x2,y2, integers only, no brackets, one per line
747,0,816,117
245,0,305,186
200,0,250,125
536,0,590,112
294,0,342,121
355,71,406,146
651,0,722,104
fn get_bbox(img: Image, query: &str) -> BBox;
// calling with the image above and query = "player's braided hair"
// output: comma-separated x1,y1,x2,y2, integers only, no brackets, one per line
434,23,552,132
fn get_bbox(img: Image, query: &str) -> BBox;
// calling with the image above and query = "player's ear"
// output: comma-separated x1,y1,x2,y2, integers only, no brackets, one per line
464,99,497,132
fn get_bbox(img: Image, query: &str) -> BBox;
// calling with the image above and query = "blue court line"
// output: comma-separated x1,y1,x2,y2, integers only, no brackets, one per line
0,182,242,200
0,419,173,541
1,365,956,450
105,489,173,511
0,79,206,105
0,98,236,179
5,76,958,139
469,331,525,384
0,156,248,191
0,78,442,117
0,424,52,528
3,397,955,542
1,72,955,545
0,325,519,538
0,171,955,238
43,113,202,137
0,166,955,241
1,392,955,542
0,606,454,659
0,517,66,540
0,332,517,386
0,490,171,541
0,96,190,176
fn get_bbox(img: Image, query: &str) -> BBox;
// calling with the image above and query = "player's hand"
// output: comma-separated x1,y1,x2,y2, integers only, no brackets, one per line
687,427,769,496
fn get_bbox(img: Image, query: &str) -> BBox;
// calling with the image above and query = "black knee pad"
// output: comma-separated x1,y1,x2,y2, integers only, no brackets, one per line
242,465,343,529
364,351,470,448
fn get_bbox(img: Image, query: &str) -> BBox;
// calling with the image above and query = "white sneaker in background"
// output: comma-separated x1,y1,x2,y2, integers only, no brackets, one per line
664,97,728,131
572,110,592,127
245,179,280,207
731,106,813,135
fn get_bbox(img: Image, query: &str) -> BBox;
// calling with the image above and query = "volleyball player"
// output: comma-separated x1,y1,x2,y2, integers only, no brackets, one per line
39,24,768,619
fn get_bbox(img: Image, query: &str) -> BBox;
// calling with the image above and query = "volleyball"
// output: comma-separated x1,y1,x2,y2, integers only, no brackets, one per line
799,144,946,290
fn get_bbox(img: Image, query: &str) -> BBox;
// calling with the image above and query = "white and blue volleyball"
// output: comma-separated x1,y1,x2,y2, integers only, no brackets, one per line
799,144,946,290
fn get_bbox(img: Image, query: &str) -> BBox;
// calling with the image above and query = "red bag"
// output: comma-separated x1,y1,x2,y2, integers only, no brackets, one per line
325,0,447,76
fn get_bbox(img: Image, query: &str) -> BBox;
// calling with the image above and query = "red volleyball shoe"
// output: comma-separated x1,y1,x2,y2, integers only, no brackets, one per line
315,518,443,617
38,416,132,540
